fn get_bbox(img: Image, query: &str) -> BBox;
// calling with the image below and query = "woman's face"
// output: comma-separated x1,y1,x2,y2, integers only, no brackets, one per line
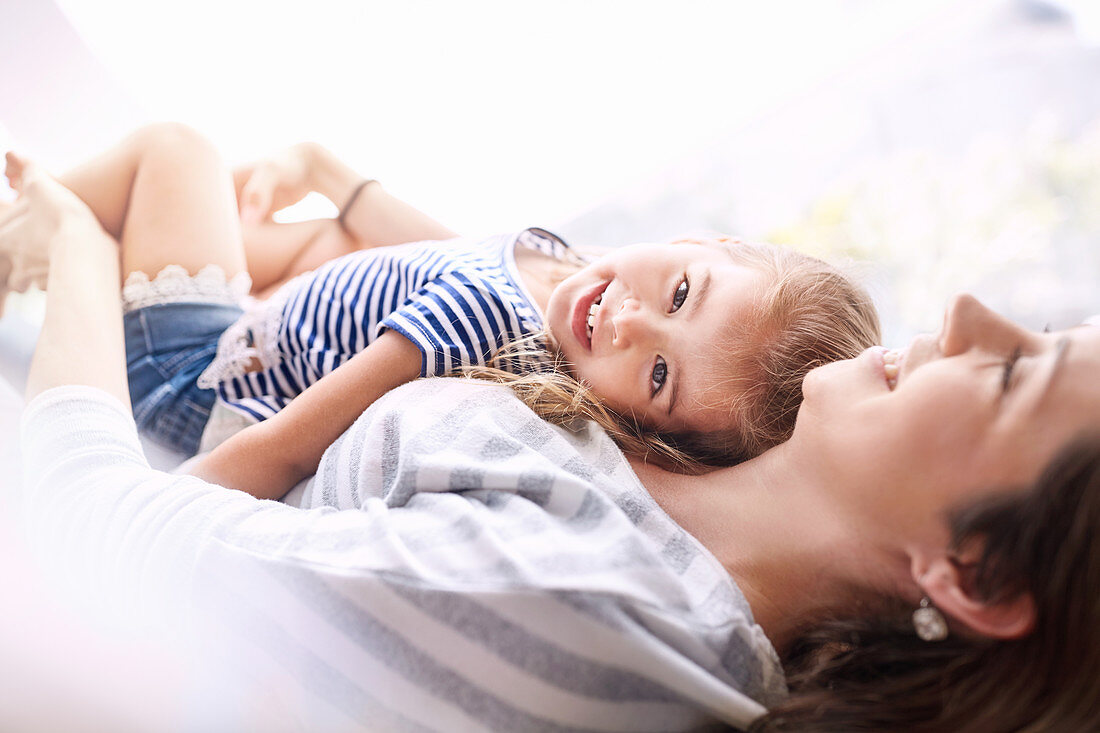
797,294,1100,540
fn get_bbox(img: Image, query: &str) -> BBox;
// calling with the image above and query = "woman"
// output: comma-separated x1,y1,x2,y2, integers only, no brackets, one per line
6,135,1100,731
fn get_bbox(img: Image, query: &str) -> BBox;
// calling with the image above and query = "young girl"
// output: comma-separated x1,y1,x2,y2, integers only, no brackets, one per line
4,125,880,500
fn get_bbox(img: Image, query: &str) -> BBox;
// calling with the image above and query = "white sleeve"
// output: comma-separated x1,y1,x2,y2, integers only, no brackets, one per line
18,383,783,731
17,384,527,614
18,386,294,617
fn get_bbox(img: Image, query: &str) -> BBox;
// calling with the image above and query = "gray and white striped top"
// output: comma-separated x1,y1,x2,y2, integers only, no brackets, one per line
20,379,785,732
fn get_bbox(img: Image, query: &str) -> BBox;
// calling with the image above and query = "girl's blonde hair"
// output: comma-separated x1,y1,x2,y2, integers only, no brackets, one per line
464,336,706,470
666,236,881,465
463,236,881,472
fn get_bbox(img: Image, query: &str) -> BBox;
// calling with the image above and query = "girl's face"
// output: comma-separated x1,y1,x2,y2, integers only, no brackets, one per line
544,242,766,433
797,294,1100,541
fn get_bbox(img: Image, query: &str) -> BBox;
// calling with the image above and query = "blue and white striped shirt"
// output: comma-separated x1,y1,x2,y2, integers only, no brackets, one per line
201,228,573,421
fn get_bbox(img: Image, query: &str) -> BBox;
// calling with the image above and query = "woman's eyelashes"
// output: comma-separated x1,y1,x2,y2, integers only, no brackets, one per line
651,356,668,396
670,275,689,312
1002,346,1022,393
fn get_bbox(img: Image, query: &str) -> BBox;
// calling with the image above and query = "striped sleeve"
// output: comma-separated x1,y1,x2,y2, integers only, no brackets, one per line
196,543,751,732
380,272,520,376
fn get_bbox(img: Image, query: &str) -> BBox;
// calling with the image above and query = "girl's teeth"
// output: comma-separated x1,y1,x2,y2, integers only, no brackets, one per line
883,363,899,380
585,294,603,340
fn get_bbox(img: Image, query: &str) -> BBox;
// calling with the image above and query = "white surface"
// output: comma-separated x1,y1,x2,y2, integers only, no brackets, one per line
0,375,21,495
4,0,964,234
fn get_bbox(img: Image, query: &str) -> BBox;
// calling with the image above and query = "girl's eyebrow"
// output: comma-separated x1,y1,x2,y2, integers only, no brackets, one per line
686,270,712,319
667,372,680,417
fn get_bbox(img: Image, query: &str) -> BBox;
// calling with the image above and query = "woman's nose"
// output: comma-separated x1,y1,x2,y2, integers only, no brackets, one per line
938,293,1014,357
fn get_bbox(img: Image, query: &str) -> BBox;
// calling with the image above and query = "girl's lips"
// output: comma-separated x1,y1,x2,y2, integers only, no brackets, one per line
571,280,610,351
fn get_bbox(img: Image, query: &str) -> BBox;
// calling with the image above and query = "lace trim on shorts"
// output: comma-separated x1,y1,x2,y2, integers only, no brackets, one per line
196,275,301,390
122,264,252,314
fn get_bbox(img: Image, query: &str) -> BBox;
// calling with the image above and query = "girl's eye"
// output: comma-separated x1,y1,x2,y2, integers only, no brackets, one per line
651,356,668,396
671,277,689,312
1002,347,1022,392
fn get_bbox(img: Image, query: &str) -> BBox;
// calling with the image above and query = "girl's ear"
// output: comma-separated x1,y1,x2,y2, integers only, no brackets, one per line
913,553,1036,640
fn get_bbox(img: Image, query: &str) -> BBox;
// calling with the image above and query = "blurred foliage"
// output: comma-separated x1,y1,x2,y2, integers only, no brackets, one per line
767,117,1100,340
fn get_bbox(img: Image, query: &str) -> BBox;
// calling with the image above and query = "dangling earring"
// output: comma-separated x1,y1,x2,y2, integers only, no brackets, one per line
913,597,949,642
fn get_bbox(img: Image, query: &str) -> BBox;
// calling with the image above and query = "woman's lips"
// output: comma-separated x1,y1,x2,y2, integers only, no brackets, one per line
571,280,609,351
883,350,901,389
872,346,903,390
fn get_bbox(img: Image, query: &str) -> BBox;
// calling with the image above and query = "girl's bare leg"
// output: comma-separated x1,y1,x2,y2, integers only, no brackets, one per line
243,218,358,295
56,122,246,282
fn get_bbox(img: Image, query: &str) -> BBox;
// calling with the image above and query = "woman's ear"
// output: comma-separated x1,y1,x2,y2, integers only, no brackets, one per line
915,554,1036,640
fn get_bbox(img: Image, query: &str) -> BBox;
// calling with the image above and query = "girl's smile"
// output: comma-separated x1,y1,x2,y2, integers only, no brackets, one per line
570,279,610,351
544,241,767,433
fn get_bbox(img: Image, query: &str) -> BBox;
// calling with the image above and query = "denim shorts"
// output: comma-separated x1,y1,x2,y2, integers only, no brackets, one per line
125,302,244,456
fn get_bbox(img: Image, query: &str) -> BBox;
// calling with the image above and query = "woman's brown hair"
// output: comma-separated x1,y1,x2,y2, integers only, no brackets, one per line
750,435,1100,732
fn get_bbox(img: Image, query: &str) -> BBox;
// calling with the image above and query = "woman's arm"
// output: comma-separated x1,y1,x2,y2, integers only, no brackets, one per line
188,329,422,499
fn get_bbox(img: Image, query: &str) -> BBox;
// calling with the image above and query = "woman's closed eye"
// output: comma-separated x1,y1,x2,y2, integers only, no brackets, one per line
651,356,668,396
670,275,689,312
1002,347,1022,393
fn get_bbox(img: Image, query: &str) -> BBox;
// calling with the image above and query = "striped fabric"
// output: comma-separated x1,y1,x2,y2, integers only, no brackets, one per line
211,229,569,421
21,380,786,732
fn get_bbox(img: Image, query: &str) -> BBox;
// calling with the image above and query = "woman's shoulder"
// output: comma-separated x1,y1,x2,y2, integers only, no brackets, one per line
302,376,787,714
334,378,749,610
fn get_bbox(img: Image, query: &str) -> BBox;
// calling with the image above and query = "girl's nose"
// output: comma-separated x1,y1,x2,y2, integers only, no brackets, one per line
611,298,652,347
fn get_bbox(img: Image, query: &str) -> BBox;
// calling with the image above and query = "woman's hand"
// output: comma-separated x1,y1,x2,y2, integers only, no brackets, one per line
234,142,326,225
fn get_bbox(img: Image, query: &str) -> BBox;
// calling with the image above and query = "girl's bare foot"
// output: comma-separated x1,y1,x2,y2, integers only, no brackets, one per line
0,152,110,294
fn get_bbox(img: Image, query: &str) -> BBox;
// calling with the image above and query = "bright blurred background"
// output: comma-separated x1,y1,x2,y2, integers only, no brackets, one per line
3,0,1097,346
2,0,1100,343
4,0,969,233
2,1,1100,728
